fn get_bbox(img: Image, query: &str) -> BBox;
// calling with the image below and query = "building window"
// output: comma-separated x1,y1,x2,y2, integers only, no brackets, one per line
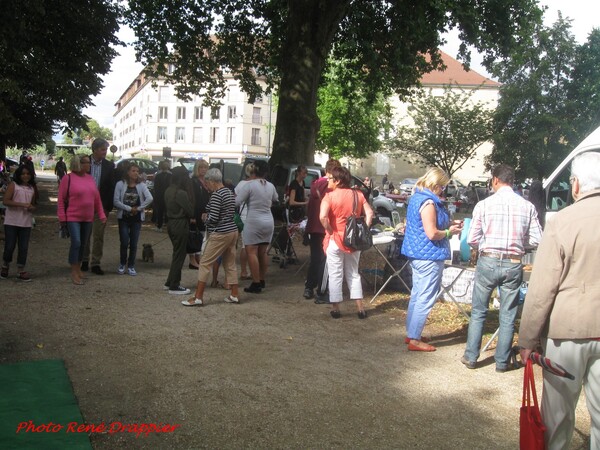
167,63,175,74
159,106,168,120
177,107,186,121
251,128,261,145
176,127,185,142
252,107,262,124
227,106,236,121
194,106,203,121
226,127,234,144
159,86,170,101
211,107,220,120
158,127,167,141
209,127,218,143
193,127,203,143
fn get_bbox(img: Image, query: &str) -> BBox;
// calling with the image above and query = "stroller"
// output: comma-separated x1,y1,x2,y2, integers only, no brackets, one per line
268,208,306,268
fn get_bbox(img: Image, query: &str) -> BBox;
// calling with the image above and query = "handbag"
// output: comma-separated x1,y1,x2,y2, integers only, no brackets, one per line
343,190,373,252
233,203,245,232
520,359,546,450
186,226,204,254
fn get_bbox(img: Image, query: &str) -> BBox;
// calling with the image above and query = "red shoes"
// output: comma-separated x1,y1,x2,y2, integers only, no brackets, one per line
404,336,430,345
407,341,436,352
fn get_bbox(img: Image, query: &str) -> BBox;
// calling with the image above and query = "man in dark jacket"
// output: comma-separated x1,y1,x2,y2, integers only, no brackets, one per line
82,138,116,274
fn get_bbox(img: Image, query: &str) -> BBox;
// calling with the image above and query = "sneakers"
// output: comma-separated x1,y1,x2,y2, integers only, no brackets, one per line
117,265,125,275
91,266,105,275
127,267,137,276
303,288,314,299
168,286,191,295
0,266,8,279
224,295,239,304
17,271,32,282
461,356,476,369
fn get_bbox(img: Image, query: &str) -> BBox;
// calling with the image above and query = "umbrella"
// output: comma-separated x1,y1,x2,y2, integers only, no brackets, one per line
529,351,575,380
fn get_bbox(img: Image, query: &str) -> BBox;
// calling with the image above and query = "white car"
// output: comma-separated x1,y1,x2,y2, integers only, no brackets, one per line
399,178,417,195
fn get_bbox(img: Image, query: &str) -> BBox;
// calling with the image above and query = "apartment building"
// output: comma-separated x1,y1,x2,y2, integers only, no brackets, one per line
112,69,275,163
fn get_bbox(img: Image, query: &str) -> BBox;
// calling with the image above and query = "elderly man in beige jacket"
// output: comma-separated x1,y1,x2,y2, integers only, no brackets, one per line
519,151,600,450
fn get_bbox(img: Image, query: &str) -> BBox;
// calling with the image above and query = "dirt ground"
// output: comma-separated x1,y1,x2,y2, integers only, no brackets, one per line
0,174,591,449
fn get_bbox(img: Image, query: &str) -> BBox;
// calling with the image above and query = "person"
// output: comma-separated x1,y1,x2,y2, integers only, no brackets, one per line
113,163,153,276
82,138,116,275
152,160,172,232
188,159,210,269
461,164,542,371
164,166,195,295
288,165,308,223
382,174,388,187
182,168,239,306
235,159,278,293
320,166,374,319
518,152,600,449
401,168,463,350
54,157,67,184
235,163,258,280
303,159,341,301
58,155,106,285
527,180,546,229
1,165,37,281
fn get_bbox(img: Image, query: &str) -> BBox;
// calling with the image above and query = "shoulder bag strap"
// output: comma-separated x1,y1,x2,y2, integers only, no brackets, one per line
64,174,71,220
352,189,359,217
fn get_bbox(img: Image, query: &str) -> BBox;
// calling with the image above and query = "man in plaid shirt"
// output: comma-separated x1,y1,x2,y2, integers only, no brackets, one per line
461,164,542,372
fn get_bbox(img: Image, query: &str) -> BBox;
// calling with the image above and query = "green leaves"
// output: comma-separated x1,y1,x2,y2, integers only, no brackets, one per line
391,86,494,176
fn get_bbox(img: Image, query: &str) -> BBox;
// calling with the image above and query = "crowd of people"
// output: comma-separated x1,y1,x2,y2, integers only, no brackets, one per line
2,141,600,448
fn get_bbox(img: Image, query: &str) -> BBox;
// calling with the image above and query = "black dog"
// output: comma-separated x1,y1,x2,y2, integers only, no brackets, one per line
142,244,154,263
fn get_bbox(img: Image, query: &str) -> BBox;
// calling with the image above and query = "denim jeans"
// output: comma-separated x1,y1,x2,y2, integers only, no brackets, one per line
464,256,522,369
67,222,93,265
118,220,141,267
2,225,32,268
406,259,445,339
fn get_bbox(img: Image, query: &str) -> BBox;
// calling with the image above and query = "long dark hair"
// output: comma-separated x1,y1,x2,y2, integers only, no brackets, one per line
13,164,36,187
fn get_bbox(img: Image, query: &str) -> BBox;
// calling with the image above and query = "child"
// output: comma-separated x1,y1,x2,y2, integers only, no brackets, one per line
1,165,36,281
113,163,153,276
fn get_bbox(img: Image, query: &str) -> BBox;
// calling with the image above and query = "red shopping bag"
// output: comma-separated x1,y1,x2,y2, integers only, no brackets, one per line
520,359,546,450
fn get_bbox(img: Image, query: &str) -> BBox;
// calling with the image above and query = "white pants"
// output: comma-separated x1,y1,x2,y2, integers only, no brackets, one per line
541,338,600,450
326,240,362,303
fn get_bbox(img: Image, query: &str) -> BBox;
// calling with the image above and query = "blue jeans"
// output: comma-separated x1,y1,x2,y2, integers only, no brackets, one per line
3,225,32,268
67,222,93,265
464,256,522,369
406,259,445,339
118,220,141,267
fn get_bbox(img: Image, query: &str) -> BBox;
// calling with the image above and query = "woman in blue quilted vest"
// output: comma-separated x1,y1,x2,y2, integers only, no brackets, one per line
401,168,463,351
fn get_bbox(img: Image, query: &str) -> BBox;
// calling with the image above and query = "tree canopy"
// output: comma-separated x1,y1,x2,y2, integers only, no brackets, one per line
63,119,113,145
315,59,392,159
392,86,495,176
489,16,600,179
125,0,543,165
0,0,121,158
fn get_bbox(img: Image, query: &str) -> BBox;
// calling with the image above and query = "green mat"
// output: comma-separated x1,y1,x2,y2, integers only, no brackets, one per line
0,359,92,450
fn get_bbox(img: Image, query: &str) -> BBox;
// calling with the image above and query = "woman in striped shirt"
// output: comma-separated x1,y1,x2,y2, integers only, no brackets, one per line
182,168,239,306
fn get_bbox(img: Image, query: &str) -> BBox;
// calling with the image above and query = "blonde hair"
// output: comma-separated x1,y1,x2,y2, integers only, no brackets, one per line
193,159,209,177
415,167,450,192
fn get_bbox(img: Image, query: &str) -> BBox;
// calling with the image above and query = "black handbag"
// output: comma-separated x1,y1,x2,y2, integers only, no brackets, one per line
343,190,372,251
186,226,204,254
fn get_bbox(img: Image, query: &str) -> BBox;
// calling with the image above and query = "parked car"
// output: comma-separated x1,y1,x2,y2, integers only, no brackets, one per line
446,179,466,198
371,189,398,219
115,158,159,192
399,178,418,195
463,180,490,211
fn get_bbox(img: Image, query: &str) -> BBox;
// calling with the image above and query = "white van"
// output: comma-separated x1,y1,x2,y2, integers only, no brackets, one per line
544,125,600,221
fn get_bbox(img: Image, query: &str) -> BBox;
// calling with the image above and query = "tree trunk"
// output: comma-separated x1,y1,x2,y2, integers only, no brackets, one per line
269,0,350,165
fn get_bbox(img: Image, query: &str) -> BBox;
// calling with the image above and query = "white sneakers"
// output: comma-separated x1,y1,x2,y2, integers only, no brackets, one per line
224,295,239,304
181,298,203,306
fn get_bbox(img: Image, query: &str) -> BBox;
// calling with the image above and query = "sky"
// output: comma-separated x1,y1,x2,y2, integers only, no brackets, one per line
83,0,600,130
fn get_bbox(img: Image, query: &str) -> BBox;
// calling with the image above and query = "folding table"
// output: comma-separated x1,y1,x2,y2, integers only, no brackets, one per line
368,234,410,303
437,263,474,319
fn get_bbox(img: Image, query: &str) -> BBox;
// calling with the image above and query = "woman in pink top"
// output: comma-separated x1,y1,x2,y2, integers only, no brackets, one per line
58,155,106,285
320,166,374,319
1,165,37,281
